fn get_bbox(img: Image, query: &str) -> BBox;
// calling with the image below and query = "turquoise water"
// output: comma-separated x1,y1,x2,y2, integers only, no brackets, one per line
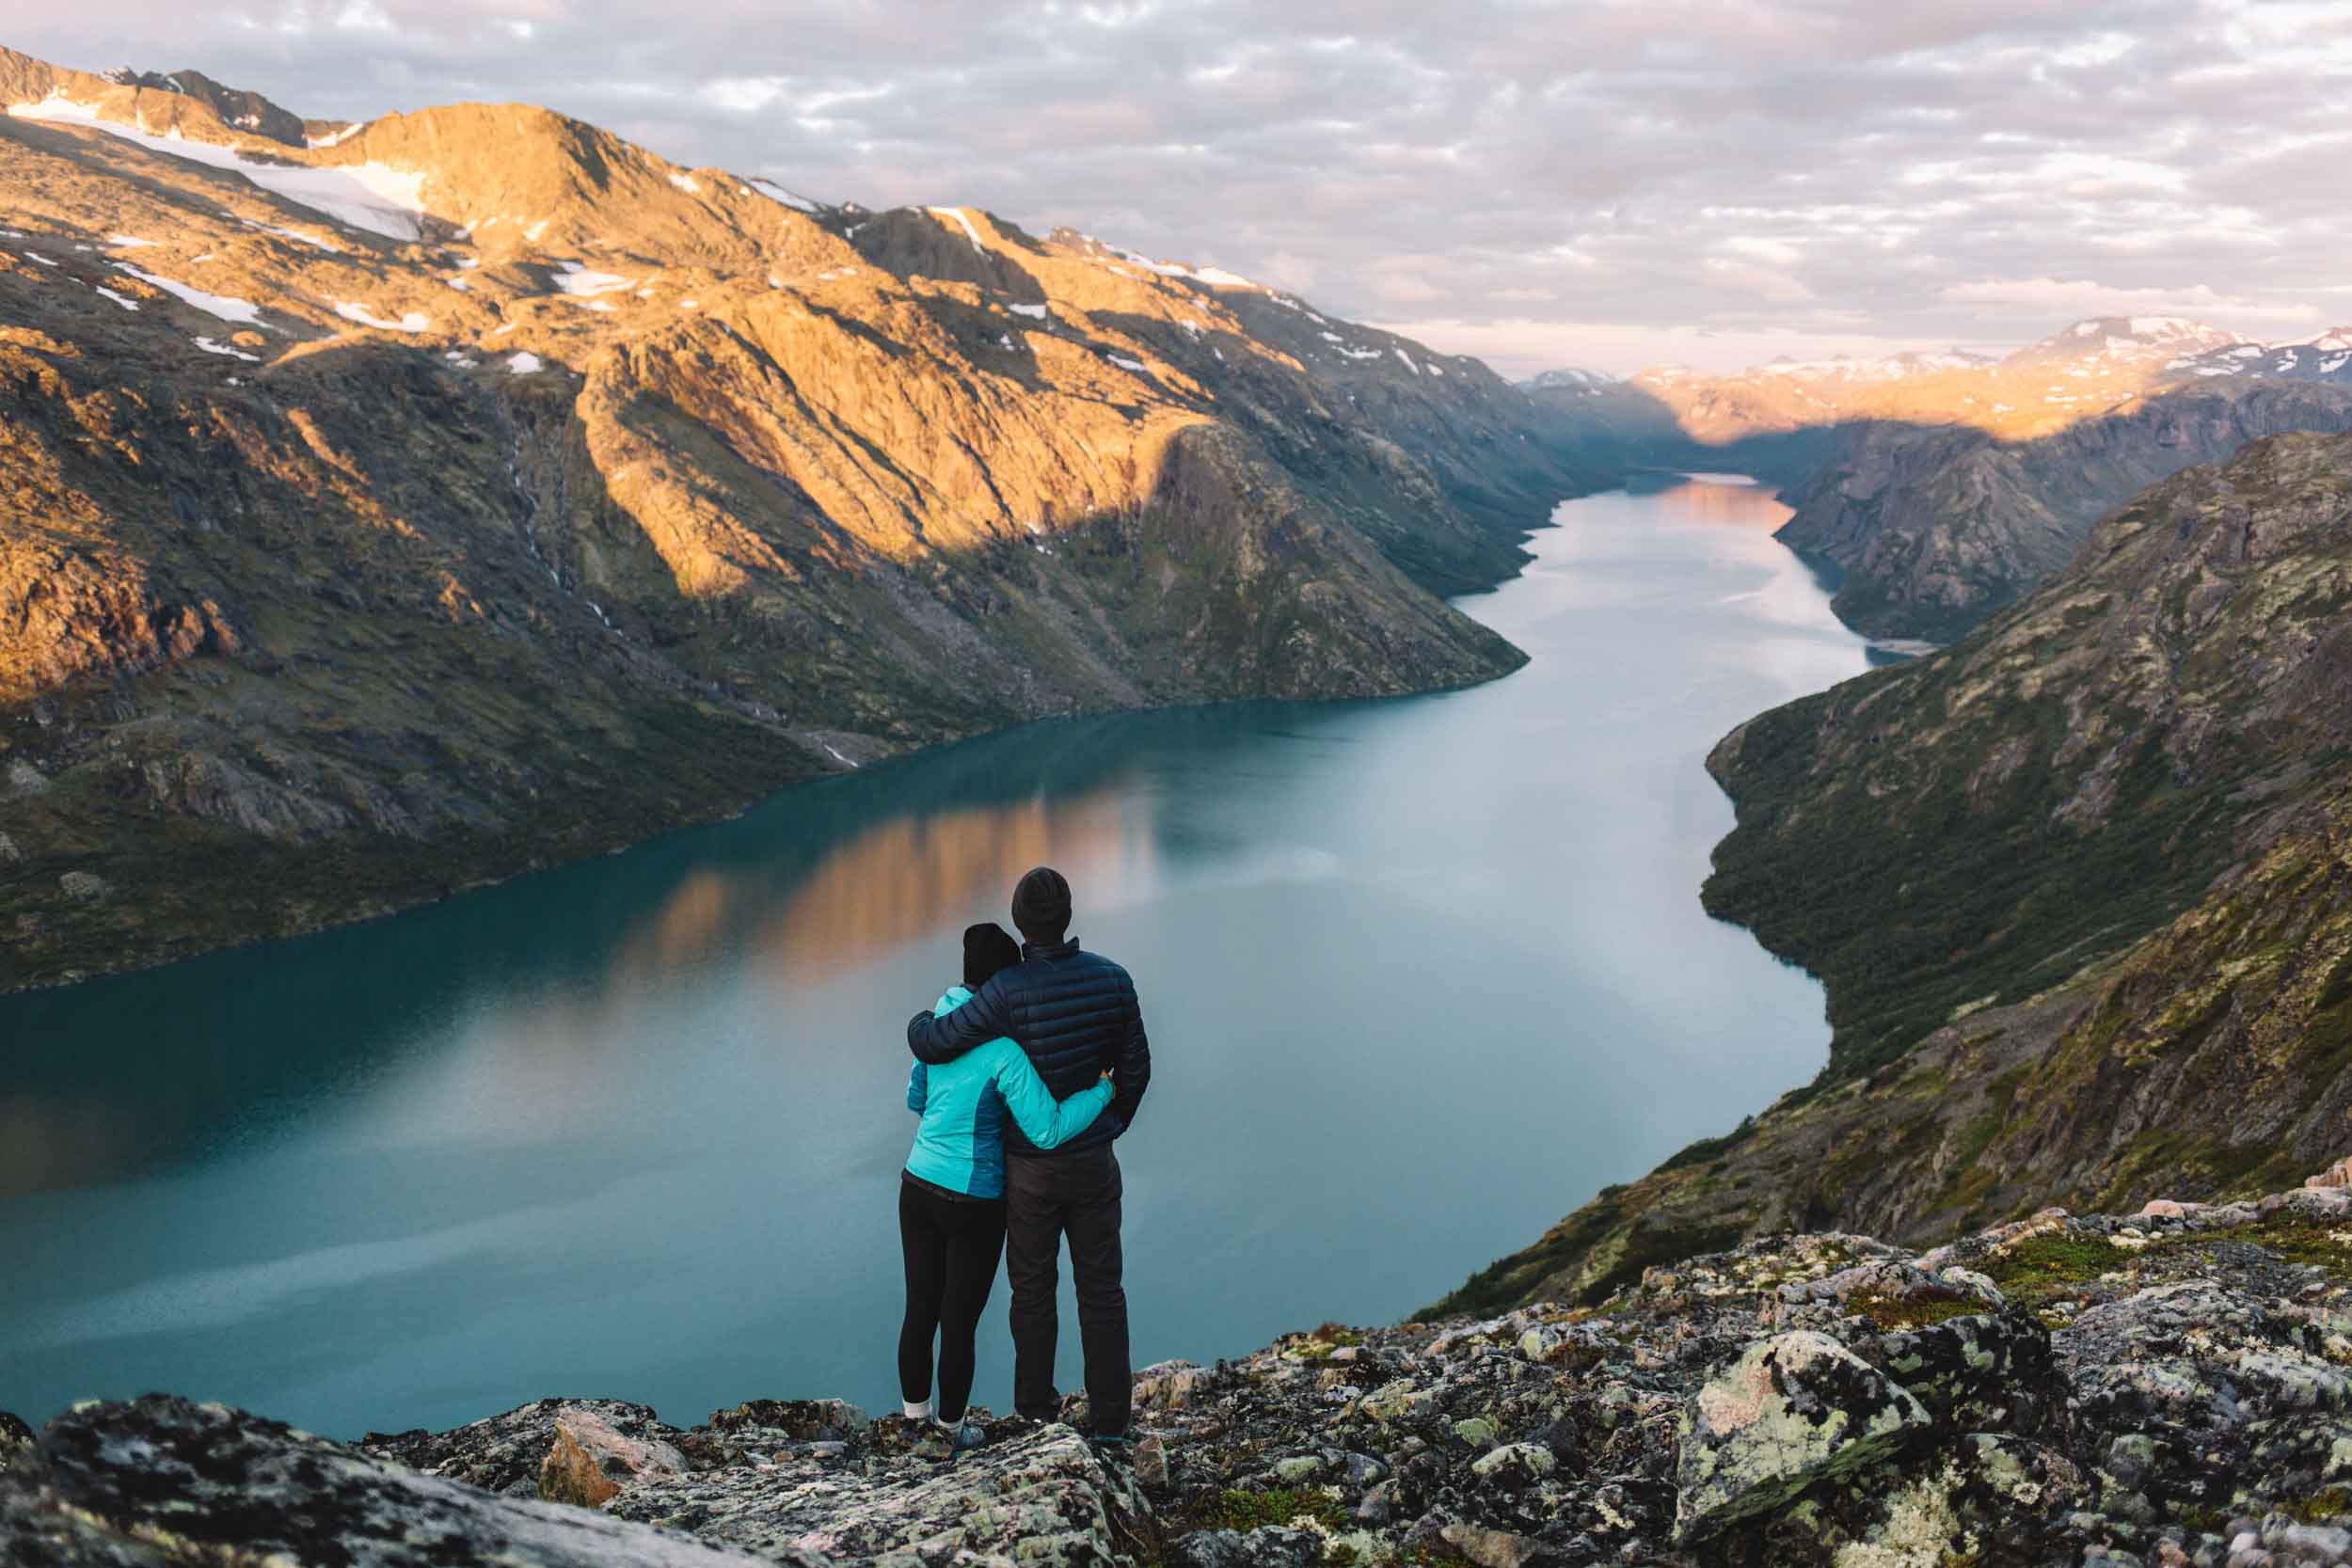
0,474,1878,1438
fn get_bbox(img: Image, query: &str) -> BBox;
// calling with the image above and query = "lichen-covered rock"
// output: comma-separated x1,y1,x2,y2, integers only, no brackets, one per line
541,1404,690,1509
0,1410,31,1467
11,1180,2352,1567
1,1396,774,1568
55,872,108,903
610,1421,1142,1567
363,1396,687,1497
1165,1526,1325,1568
1675,1330,1933,1543
1867,1310,2056,1434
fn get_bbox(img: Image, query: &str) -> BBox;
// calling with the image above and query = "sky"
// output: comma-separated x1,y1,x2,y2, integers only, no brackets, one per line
5,0,2349,375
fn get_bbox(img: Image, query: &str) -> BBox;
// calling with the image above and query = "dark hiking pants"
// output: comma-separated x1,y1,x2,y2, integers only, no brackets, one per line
1005,1145,1129,1438
898,1174,1009,1422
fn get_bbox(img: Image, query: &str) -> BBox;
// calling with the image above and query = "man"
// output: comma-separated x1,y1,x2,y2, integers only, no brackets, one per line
906,865,1151,1445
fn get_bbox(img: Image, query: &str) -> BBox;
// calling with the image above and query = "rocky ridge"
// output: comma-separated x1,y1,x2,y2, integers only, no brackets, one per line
10,1178,2352,1567
0,43,1606,991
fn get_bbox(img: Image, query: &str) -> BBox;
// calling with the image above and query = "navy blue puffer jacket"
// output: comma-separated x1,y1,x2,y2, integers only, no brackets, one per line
906,938,1151,1158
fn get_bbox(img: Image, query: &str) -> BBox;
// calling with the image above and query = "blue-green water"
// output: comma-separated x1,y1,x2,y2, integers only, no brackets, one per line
0,474,1879,1438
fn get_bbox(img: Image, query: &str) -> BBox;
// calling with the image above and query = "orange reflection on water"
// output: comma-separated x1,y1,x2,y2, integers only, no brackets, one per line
1657,477,1794,531
752,788,1148,989
617,870,740,976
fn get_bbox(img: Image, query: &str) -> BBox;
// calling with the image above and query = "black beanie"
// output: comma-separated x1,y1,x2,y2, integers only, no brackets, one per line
963,923,1022,989
1011,865,1073,940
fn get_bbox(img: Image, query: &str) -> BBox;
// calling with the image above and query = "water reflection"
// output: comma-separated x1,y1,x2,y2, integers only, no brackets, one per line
748,792,1151,988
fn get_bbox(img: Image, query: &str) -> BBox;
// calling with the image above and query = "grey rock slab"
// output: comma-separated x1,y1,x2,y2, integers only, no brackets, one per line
8,1396,786,1568
611,1423,1146,1568
1675,1328,1934,1543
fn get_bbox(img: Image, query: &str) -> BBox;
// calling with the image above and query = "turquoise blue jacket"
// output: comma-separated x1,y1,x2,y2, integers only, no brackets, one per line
905,987,1114,1198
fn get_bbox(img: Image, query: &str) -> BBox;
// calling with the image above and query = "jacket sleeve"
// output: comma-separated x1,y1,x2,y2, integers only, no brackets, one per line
1108,977,1151,1135
907,1062,928,1114
991,1046,1113,1150
907,975,1009,1064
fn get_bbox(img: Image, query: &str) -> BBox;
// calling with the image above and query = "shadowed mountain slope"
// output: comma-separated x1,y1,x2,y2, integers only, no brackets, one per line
0,44,1606,990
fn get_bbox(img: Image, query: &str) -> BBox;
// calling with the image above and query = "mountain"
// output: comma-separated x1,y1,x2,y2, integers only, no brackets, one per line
1997,313,2244,369
2166,325,2352,386
12,1169,2352,1566
0,46,1610,991
1519,366,1616,391
1773,379,2352,639
1432,429,2352,1311
1611,319,2352,640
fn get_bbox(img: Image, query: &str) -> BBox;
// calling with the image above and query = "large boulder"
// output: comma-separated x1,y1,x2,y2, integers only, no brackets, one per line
364,1397,688,1498
1166,1526,1326,1568
1,1396,787,1568
1675,1329,1933,1543
610,1422,1146,1568
1868,1310,2057,1434
541,1405,690,1509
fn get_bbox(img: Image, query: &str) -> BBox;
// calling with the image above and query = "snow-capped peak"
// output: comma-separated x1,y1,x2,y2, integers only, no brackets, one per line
1522,367,1616,390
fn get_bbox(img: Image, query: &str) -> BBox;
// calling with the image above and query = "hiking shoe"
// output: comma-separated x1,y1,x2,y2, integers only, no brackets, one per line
931,1418,987,1451
1088,1432,1132,1462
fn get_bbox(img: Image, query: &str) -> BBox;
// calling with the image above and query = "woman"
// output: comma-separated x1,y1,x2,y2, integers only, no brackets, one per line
899,922,1111,1446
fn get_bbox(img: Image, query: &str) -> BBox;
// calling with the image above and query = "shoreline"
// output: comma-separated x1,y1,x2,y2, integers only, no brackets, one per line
0,484,1595,1002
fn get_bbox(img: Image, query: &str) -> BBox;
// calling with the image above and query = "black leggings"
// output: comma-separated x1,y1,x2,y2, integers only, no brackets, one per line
898,1175,1008,1421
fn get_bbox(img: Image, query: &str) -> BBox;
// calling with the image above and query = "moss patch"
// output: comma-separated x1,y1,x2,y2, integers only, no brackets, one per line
1979,1232,2130,1308
1203,1488,1349,1531
1850,1287,1988,1331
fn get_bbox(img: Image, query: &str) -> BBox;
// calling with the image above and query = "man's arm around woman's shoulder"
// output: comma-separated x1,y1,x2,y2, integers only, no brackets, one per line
907,975,1011,1064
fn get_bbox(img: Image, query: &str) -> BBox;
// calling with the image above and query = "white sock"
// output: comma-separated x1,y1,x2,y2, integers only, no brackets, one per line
902,1401,932,1420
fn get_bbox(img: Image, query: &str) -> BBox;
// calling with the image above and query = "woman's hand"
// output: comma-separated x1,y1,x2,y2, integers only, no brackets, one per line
1100,1069,1115,1084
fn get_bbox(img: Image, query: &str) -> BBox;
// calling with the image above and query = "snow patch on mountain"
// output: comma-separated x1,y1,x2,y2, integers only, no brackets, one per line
9,93,427,241
111,262,262,324
550,261,630,297
335,301,429,332
928,206,987,254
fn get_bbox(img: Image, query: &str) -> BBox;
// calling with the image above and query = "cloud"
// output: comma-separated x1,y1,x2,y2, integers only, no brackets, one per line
1939,277,2321,325
12,0,2350,371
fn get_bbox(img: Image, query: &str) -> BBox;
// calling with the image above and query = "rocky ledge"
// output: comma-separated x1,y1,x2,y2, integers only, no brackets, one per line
8,1181,2352,1568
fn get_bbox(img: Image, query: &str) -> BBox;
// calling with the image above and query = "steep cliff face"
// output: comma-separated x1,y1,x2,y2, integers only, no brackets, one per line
0,47,1598,991
1436,431,2352,1312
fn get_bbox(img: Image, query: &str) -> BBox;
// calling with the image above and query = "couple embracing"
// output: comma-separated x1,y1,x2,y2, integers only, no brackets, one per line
896,866,1151,1450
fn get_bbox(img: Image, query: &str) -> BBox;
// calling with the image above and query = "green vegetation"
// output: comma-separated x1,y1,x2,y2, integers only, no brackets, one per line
2189,1216,2352,1280
1705,667,2239,1083
1204,1488,1349,1531
1978,1233,2129,1309
2172,1502,2228,1534
2284,1489,2352,1525
1848,1288,1986,1332
1286,1327,1366,1363
1659,1115,1759,1173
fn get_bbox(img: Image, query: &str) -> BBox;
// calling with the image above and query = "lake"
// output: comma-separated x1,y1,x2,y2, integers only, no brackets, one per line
0,473,1881,1439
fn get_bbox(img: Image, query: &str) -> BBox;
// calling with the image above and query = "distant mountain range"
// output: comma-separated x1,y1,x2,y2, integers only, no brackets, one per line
1520,312,2352,639
0,43,1605,989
